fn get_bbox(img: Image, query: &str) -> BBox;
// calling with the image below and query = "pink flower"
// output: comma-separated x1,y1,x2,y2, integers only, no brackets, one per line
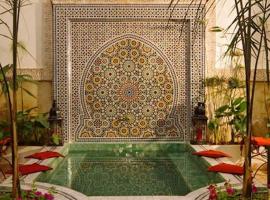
224,181,235,196
207,184,217,200
44,193,54,200
34,191,43,196
226,187,235,196
252,183,257,193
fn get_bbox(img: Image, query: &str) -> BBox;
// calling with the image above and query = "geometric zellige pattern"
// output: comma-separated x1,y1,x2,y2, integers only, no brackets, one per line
77,36,182,140
53,4,205,142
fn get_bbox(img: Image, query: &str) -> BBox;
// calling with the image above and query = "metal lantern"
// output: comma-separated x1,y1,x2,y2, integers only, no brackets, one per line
48,100,63,145
191,102,208,144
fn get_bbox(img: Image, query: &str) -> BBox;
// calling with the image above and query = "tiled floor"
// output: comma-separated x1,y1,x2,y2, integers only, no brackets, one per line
0,146,44,181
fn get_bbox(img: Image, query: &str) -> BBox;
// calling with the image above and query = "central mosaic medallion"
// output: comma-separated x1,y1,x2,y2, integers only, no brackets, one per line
78,36,181,140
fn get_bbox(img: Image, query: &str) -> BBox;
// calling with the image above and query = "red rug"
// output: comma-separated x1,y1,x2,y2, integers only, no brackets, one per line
25,151,64,160
252,137,270,146
7,163,52,176
192,150,231,158
208,163,244,175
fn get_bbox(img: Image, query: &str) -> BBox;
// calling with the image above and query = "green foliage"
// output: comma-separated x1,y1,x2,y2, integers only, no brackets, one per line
0,64,37,98
215,97,247,140
208,118,220,143
0,64,12,96
216,190,267,200
0,64,47,145
0,193,11,200
209,26,224,32
51,133,60,146
17,107,49,145
227,77,244,89
0,182,56,200
0,120,10,140
215,97,246,117
227,48,243,57
0,63,45,145
204,76,226,87
206,74,246,143
217,189,242,200
0,107,49,145
208,118,220,131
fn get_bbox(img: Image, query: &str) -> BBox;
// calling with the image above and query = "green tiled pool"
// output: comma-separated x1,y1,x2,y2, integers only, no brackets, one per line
36,143,224,196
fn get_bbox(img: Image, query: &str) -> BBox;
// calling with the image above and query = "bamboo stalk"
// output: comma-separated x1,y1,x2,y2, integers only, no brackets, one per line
242,0,253,198
11,0,20,198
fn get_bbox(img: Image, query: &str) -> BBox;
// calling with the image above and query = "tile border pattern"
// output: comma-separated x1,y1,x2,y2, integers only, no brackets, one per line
52,4,205,142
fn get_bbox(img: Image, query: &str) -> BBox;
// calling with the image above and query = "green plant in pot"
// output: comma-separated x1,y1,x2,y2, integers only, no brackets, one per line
0,66,49,145
205,75,246,144
16,107,49,145
215,97,247,143
0,120,11,140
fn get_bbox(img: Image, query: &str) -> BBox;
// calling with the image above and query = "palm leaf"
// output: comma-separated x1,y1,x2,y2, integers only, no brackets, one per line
22,87,36,98
24,106,38,114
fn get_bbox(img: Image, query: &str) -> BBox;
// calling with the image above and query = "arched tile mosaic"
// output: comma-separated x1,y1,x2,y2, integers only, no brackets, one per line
53,4,205,142
77,35,182,140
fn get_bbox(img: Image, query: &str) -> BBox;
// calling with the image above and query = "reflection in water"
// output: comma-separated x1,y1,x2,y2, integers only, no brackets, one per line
67,158,72,188
36,144,224,196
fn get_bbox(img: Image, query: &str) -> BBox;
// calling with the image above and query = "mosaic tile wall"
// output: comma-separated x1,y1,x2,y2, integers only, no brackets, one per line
53,4,205,142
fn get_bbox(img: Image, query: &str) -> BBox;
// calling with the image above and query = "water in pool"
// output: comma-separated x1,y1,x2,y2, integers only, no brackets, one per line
36,143,224,196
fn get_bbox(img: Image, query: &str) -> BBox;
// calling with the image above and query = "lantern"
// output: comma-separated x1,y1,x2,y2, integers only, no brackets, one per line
191,102,208,144
48,100,63,146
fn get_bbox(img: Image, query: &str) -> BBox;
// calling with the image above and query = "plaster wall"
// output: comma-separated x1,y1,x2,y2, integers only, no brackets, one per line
215,0,270,70
0,82,52,120
0,0,39,68
252,82,270,136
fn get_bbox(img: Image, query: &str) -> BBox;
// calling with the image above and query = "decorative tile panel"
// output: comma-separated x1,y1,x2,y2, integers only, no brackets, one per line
77,35,182,140
53,4,205,142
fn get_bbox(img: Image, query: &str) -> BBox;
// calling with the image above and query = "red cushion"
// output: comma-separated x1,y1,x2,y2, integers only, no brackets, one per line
25,151,64,160
208,163,244,175
7,163,52,175
192,150,231,158
252,137,270,146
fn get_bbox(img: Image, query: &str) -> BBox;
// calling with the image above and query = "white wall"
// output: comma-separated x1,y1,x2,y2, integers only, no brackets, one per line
215,0,270,69
0,0,45,68
215,0,236,69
